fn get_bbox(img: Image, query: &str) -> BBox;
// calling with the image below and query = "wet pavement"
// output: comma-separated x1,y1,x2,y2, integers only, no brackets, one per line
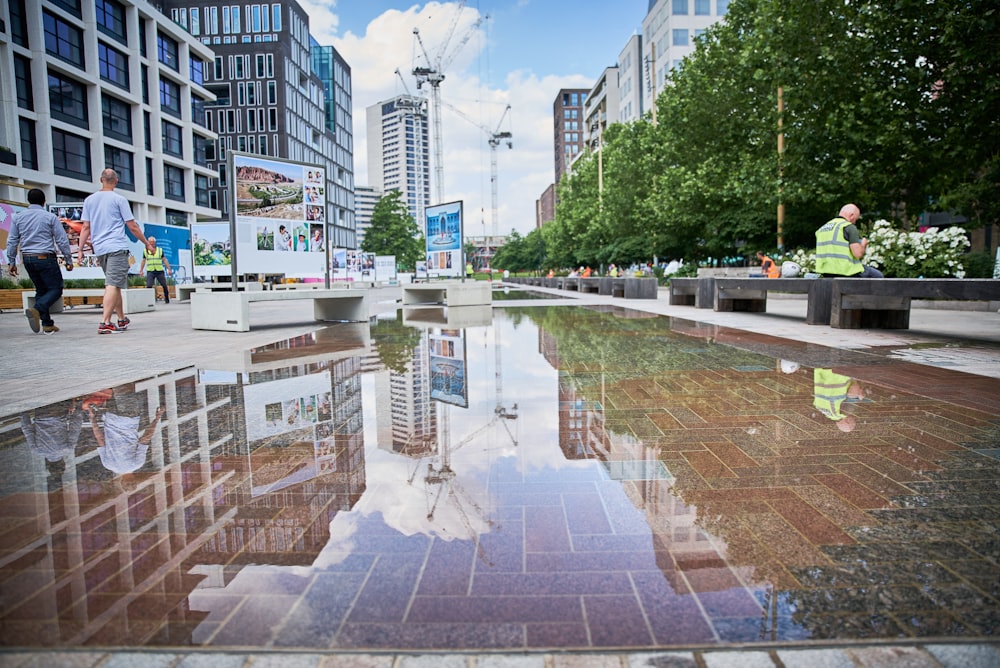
1,285,999,666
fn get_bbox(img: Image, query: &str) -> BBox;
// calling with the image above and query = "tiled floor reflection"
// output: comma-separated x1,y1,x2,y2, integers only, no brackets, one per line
1,305,998,650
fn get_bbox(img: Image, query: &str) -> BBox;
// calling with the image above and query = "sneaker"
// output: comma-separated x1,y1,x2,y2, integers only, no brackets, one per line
117,317,130,330
98,322,119,334
24,308,40,333
42,324,59,334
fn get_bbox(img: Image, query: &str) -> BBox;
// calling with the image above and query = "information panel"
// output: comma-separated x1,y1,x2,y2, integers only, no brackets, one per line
424,201,463,279
230,152,327,277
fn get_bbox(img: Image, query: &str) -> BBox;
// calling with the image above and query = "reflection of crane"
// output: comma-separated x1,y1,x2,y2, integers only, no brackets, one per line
441,101,513,250
411,2,486,202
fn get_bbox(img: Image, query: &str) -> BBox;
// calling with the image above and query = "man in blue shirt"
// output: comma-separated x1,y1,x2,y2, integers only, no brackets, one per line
5,188,74,334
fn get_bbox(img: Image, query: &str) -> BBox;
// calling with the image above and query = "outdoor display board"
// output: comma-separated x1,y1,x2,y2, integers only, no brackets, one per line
331,249,375,282
48,201,147,279
424,201,463,279
191,222,232,278
230,152,327,278
429,328,468,407
0,202,27,266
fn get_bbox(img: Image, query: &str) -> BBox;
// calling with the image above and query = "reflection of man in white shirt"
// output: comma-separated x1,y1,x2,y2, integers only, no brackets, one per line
86,384,164,474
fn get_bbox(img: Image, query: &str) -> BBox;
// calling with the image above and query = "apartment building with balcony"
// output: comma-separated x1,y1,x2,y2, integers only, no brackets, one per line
0,0,219,225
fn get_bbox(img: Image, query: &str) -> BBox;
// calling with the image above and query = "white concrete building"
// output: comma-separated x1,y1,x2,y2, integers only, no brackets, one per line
366,95,431,225
353,184,382,249
0,0,219,225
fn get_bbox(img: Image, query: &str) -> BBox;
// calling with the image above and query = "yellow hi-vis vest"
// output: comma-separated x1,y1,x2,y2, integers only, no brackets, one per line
144,247,165,271
815,217,862,276
813,368,852,421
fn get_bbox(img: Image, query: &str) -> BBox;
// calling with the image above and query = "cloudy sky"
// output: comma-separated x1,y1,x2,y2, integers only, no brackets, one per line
298,1,648,237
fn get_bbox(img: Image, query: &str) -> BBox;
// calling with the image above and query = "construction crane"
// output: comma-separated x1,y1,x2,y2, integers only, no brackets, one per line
440,101,512,255
411,2,486,202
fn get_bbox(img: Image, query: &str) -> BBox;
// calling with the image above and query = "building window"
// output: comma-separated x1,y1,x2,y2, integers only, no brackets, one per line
99,43,130,89
164,165,185,201
162,121,183,157
267,80,277,104
49,0,82,18
144,111,151,150
194,135,209,166
14,56,33,110
218,163,227,187
157,32,179,71
673,0,688,14
160,78,182,118
673,29,689,46
19,118,38,170
190,7,201,35
695,0,710,14
52,128,91,179
146,157,154,195
190,56,205,86
192,96,207,126
48,71,88,128
717,0,729,14
165,209,187,226
256,54,265,78
102,94,132,142
196,174,210,207
105,146,134,190
44,11,85,68
272,4,281,32
232,6,241,32
10,1,28,47
96,0,127,44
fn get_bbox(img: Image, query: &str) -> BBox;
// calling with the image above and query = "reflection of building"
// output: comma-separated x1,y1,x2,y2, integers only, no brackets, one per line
0,353,367,645
372,327,438,456
366,95,431,225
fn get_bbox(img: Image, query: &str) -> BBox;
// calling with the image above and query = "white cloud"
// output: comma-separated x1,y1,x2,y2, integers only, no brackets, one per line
305,2,593,237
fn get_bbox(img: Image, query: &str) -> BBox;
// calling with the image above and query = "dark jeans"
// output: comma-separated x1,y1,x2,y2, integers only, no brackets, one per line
23,255,64,326
145,270,169,302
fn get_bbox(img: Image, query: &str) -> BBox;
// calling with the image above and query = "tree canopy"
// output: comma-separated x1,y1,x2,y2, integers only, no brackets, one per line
360,190,425,271
541,0,998,269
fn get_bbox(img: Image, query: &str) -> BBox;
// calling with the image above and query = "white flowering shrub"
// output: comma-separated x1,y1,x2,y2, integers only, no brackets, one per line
779,220,970,278
865,220,969,278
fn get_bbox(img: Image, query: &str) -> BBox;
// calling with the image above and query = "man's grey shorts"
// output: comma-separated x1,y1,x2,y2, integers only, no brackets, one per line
98,250,130,288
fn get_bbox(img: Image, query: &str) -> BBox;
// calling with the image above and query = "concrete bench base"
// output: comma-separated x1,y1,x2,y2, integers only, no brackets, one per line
612,277,658,299
402,281,492,306
190,289,368,332
23,288,156,314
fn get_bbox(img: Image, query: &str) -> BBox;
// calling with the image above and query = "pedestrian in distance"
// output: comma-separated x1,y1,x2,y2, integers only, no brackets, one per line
5,188,74,334
140,236,172,304
815,203,884,278
78,168,155,334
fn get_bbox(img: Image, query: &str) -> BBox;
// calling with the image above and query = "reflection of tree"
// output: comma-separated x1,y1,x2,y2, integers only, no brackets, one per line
370,312,422,374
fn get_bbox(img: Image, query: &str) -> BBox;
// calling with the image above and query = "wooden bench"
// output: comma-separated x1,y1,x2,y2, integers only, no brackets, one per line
23,287,156,314
829,278,1000,328
190,289,369,332
611,277,658,299
668,277,714,308
714,277,833,325
401,280,492,306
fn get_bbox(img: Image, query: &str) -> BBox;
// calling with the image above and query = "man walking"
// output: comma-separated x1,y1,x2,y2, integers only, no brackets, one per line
6,188,74,334
78,169,154,334
140,236,172,303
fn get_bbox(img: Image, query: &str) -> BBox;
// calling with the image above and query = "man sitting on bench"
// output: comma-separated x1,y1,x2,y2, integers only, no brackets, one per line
815,203,884,278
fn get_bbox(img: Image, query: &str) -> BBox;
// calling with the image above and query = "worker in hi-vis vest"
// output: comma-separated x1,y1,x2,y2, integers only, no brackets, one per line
140,237,173,304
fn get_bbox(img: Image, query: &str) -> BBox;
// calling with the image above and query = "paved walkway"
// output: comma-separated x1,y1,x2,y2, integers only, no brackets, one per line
2,284,999,666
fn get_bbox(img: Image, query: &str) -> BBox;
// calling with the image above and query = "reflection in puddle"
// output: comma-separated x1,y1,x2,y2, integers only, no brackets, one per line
1,305,999,650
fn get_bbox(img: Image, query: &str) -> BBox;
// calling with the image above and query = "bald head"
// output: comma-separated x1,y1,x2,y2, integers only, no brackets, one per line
839,203,861,223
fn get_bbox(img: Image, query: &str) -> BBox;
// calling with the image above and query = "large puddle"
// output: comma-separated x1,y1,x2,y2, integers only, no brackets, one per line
1,304,998,650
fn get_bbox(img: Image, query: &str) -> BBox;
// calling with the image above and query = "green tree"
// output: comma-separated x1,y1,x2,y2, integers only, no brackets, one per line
360,190,425,271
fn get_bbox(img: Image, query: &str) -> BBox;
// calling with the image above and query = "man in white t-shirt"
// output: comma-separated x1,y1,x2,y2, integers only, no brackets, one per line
78,169,155,334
